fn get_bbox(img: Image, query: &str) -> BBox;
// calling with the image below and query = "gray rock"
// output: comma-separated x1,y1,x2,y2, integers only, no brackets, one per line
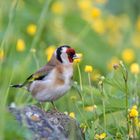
9,105,85,140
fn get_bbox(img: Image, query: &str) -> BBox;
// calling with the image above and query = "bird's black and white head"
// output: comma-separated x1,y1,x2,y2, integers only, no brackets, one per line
55,45,78,64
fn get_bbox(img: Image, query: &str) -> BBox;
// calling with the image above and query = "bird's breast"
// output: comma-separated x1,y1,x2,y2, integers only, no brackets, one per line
63,64,73,82
29,65,73,102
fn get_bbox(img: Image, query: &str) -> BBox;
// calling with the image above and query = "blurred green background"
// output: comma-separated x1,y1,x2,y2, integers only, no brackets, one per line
1,0,140,139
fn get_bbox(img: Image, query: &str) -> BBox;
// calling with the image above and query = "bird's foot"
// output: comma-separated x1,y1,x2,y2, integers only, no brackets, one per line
51,101,58,111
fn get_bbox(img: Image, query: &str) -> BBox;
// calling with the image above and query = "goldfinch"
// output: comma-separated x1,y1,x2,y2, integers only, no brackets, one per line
11,45,79,104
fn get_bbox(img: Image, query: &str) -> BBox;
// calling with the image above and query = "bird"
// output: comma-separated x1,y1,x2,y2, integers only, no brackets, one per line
11,45,79,107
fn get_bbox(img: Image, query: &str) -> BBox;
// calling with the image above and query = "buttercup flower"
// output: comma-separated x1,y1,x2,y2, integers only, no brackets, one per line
45,45,56,61
74,53,83,63
16,39,25,52
77,0,92,11
69,112,75,119
132,105,137,110
100,133,107,139
129,105,138,118
95,132,107,139
84,105,97,112
130,63,140,75
85,65,93,73
51,2,64,14
91,7,101,18
0,49,4,61
26,24,37,36
80,123,88,133
91,18,105,34
122,48,135,64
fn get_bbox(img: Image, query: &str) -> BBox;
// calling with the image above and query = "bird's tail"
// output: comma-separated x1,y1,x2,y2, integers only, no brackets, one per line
10,84,24,88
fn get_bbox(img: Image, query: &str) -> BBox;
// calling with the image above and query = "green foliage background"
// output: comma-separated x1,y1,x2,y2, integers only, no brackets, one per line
1,0,140,139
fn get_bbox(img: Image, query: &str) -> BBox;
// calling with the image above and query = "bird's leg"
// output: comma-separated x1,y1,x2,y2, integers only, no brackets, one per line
51,101,57,110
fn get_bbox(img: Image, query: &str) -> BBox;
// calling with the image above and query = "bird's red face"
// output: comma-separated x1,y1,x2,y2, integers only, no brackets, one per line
56,45,79,64
66,48,76,63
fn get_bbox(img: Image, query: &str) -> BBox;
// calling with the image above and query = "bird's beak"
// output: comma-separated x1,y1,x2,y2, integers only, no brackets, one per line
73,53,81,59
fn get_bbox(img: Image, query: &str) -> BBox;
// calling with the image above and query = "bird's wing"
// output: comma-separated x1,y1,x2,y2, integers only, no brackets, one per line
23,65,54,85
22,54,61,86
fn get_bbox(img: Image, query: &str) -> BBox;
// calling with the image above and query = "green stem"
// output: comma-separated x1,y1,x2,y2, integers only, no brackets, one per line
123,70,129,138
125,79,128,121
88,73,94,103
102,99,106,129
132,119,135,140
120,62,130,138
74,102,89,129
76,64,85,115
134,74,138,105
77,63,83,91
100,82,106,129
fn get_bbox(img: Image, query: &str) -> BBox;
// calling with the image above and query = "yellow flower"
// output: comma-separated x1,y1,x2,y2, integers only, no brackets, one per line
130,63,140,75
74,58,81,63
129,109,138,118
26,24,37,36
45,45,56,61
95,133,107,139
91,18,105,35
51,2,64,14
69,112,75,119
16,39,25,52
100,133,107,139
122,49,135,64
77,0,92,11
132,105,137,110
85,65,93,73
80,123,88,133
95,134,100,139
0,49,4,61
91,7,101,18
84,105,97,112
74,53,83,63
129,105,138,118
